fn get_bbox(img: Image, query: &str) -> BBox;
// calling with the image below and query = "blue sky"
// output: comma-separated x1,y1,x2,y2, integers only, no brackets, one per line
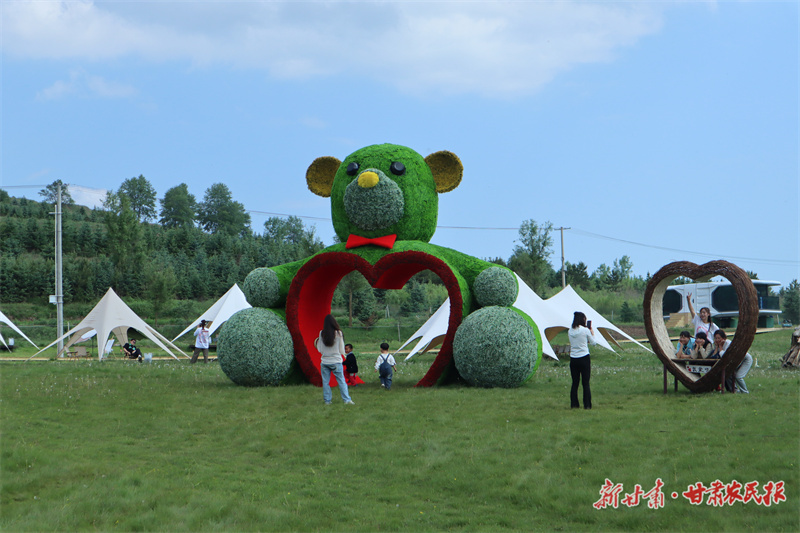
2,1,798,289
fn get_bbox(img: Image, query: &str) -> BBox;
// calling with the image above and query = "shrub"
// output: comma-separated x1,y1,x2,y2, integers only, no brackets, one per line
217,308,295,386
453,306,540,388
474,266,517,307
242,267,280,308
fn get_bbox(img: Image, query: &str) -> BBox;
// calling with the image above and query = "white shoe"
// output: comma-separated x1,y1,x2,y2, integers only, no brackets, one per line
344,400,355,405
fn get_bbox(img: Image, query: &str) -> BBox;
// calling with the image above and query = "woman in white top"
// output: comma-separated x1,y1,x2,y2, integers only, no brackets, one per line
191,319,211,364
314,314,354,405
711,329,752,393
568,311,597,409
686,293,719,339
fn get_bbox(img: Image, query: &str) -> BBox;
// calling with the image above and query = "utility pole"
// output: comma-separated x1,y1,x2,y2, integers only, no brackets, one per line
556,227,571,288
54,184,64,353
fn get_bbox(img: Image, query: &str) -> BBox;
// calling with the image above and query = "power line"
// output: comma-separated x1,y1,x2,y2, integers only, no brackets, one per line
247,210,329,222
569,228,798,267
247,213,796,267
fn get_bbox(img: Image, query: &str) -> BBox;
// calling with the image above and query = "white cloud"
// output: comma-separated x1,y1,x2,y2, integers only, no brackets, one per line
4,1,663,98
37,70,137,100
69,184,108,209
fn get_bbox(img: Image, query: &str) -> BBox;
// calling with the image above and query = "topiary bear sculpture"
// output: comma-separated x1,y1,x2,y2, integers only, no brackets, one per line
219,143,542,387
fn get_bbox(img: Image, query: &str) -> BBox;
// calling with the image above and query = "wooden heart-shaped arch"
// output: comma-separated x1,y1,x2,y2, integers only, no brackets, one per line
643,260,758,393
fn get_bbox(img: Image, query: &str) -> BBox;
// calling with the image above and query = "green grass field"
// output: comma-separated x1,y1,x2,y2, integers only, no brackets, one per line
2,331,798,532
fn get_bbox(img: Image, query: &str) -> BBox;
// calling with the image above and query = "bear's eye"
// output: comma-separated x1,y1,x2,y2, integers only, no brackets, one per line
390,162,406,176
346,162,360,176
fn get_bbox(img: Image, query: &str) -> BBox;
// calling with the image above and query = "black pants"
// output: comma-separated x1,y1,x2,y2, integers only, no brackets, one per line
570,355,591,409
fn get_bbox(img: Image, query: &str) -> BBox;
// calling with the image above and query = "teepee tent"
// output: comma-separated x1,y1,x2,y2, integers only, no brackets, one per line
546,285,650,353
0,309,39,350
30,288,188,360
172,283,252,342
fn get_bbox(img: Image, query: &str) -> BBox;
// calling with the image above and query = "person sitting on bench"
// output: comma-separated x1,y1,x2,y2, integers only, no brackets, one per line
690,331,713,359
675,330,695,359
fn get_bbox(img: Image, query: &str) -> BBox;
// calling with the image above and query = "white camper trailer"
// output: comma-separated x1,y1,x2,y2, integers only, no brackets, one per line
663,280,782,328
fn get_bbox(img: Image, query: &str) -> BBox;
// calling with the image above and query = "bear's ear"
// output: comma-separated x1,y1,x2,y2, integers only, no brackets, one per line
425,151,463,193
306,156,342,197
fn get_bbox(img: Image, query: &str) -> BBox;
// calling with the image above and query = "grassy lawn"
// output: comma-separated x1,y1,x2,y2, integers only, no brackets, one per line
1,331,797,531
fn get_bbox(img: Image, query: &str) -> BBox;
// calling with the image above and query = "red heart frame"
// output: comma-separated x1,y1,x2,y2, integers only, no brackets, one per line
643,260,758,393
285,251,465,387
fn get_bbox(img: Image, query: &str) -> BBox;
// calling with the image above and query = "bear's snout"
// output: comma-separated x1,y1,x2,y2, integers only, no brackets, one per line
357,171,380,189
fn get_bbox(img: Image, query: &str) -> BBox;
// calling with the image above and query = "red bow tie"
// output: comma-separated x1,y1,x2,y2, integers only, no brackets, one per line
346,234,397,250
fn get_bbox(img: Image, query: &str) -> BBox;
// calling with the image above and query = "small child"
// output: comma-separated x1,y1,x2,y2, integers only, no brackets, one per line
343,343,360,386
374,342,396,390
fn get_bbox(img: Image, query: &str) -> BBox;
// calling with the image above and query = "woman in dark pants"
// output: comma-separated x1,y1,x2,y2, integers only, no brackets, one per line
568,311,597,409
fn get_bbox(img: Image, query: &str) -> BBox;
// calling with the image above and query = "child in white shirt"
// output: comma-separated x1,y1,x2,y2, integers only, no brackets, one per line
374,342,396,390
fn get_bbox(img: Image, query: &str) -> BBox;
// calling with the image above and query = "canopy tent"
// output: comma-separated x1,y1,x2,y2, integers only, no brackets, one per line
172,283,252,342
30,288,188,360
0,309,39,350
397,274,651,361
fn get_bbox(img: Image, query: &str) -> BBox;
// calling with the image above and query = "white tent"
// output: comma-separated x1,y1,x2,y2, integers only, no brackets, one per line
395,298,450,361
508,275,573,360
172,283,252,342
398,274,651,361
544,285,651,354
74,330,118,355
30,288,188,360
0,309,39,350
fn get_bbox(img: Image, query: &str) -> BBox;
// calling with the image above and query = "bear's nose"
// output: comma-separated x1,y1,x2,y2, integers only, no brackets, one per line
358,171,380,188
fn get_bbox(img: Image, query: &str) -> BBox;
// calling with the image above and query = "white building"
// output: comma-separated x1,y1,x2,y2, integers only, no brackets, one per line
663,280,782,328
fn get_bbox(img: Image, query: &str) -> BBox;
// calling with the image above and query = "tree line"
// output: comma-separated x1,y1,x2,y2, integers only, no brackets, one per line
2,179,797,325
0,180,321,309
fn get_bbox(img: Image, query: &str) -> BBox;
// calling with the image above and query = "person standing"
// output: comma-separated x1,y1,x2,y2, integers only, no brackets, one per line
686,293,719,339
568,311,597,409
374,342,396,390
314,314,354,405
343,343,361,386
191,319,211,364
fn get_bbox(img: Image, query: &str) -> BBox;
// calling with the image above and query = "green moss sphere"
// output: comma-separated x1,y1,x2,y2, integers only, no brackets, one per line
474,267,518,307
243,267,281,308
217,308,295,386
453,306,539,388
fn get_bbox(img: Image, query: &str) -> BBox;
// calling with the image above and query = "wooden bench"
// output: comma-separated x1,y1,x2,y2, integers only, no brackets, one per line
66,346,91,359
664,358,726,393
552,344,571,357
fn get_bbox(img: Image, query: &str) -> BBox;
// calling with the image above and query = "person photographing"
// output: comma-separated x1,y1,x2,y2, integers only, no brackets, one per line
191,319,211,364
568,312,597,409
